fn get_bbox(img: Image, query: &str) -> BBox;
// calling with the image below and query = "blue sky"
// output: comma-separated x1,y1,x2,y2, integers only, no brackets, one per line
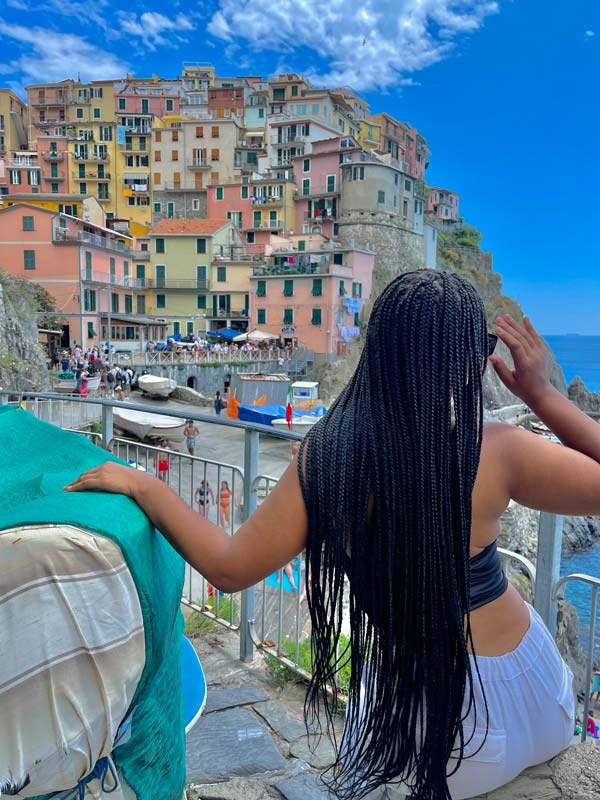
0,0,598,333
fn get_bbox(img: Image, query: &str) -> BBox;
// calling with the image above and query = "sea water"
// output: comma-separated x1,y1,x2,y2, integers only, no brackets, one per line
545,335,600,659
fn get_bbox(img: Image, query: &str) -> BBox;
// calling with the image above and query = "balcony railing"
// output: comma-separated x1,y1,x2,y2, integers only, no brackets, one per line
251,196,284,205
146,278,209,290
8,158,39,168
42,173,65,181
304,210,337,221
2,389,596,745
41,151,65,161
296,181,339,198
270,134,307,145
249,219,283,229
187,160,211,169
74,153,110,162
253,260,350,277
85,271,144,288
53,228,131,253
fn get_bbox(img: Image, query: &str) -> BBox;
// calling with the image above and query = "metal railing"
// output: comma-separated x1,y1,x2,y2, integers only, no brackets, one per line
1,389,598,737
115,347,291,366
53,229,130,253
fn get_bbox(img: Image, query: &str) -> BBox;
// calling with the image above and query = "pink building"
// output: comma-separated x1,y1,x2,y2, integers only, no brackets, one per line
0,203,159,348
249,235,375,356
0,153,42,196
115,79,181,121
427,187,460,222
292,137,361,238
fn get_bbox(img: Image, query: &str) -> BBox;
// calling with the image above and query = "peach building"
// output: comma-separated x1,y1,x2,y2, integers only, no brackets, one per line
249,235,375,356
427,187,460,222
0,203,160,348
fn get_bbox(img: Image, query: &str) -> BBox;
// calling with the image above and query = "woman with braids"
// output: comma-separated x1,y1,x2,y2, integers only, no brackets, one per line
67,270,600,799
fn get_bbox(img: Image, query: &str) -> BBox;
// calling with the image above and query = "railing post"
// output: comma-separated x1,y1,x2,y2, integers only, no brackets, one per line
101,404,113,451
239,429,259,662
534,511,563,637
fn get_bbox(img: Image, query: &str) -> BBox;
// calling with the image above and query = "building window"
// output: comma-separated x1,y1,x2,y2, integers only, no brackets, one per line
28,170,40,185
87,322,95,338
196,238,206,254
311,308,322,325
111,293,119,313
303,158,310,172
10,170,21,185
256,280,266,298
83,289,96,311
333,253,343,265
155,238,165,253
192,199,201,211
197,294,206,309
283,308,293,325
312,278,322,297
211,126,219,138
302,178,310,196
352,166,364,180
76,108,84,119
166,99,174,112
79,182,87,195
283,279,294,297
241,185,248,199
291,85,298,97
339,280,346,296
377,190,385,204
23,250,35,270
326,175,336,192
119,98,126,110
196,265,207,284
78,164,86,178
22,215,34,231
215,187,223,200
217,266,227,282
352,282,362,298
51,183,59,193
403,199,409,217
153,202,161,212
257,308,266,325
195,126,204,138
93,108,100,119
125,295,133,314
173,321,180,335
137,295,146,314
171,150,179,161
405,179,412,191
156,294,166,309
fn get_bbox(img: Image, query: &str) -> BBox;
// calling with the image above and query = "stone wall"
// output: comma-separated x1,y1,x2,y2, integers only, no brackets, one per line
152,190,207,227
0,271,49,392
142,360,282,398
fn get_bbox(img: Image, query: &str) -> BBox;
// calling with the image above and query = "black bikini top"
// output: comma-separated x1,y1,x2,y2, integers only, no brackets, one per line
469,540,508,611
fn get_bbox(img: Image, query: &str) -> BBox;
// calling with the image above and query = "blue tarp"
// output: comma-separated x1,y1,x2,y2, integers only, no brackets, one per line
237,404,327,426
206,328,242,341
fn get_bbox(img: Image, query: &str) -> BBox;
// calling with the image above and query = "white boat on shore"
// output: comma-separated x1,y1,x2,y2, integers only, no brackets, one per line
272,416,320,433
55,375,101,394
113,407,186,442
138,374,177,398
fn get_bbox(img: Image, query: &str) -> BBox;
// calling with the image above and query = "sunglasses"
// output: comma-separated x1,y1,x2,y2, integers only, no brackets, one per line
487,333,498,357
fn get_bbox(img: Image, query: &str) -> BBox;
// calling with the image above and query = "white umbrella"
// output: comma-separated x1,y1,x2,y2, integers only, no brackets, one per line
234,329,278,343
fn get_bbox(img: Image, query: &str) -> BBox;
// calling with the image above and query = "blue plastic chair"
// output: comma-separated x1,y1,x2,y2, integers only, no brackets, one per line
180,635,207,734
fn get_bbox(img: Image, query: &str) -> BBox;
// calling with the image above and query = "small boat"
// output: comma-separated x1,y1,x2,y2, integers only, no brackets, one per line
138,374,177,399
55,375,101,394
113,408,186,442
272,416,320,433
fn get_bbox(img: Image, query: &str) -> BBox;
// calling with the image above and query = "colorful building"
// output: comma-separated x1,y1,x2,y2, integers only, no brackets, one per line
367,113,430,181
249,235,375,356
147,218,249,336
0,89,28,159
0,202,157,347
426,187,460,222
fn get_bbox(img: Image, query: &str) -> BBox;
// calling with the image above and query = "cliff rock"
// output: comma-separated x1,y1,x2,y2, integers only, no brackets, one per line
0,270,49,392
568,376,600,414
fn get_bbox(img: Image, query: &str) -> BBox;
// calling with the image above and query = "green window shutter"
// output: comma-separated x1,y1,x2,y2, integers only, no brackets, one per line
167,203,174,219
22,216,34,231
156,294,166,309
256,280,266,298
51,163,59,178
225,294,231,313
173,321,180,335
155,265,166,286
241,185,248,199
136,263,146,286
312,278,322,297
111,293,119,313
76,108,83,119
354,312,361,327
196,265,207,284
197,294,206,309
196,238,206,254
257,308,266,325
94,108,100,119
311,308,322,325
123,261,129,277
217,266,226,282
156,238,165,254
283,308,293,325
212,295,218,317
302,179,310,196
303,158,310,172
119,98,126,109
216,187,223,200
23,250,36,270
109,257,116,278
98,164,105,178
85,251,92,279
283,279,293,297
125,295,133,313
352,282,362,298
137,295,146,313
78,164,85,178
327,175,336,192
339,280,346,296
298,240,305,251
153,202,161,212
87,322,95,338
269,210,277,223
253,211,261,227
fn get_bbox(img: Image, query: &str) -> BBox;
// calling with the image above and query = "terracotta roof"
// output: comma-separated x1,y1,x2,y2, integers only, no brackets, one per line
149,218,230,236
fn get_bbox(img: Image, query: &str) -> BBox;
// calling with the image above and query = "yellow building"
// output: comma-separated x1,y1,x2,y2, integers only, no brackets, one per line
249,177,296,234
358,118,382,151
0,192,105,225
0,89,28,157
148,218,248,336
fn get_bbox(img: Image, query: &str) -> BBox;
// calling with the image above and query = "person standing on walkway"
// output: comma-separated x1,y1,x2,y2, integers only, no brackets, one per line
214,391,223,415
156,439,169,483
218,480,232,528
184,420,200,457
70,270,598,800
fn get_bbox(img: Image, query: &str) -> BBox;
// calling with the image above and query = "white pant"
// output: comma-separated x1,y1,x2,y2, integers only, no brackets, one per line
356,605,575,799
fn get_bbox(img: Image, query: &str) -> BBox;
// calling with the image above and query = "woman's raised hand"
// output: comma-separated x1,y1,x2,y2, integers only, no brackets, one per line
489,315,551,406
65,461,150,499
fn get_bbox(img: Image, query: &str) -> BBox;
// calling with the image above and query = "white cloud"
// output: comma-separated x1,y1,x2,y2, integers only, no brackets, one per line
0,20,128,84
585,30,595,37
206,0,499,92
117,11,195,50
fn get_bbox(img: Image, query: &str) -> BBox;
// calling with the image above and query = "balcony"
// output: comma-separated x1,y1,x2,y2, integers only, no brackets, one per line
251,195,284,206
53,228,131,254
73,172,111,181
161,182,202,192
187,160,211,169
97,195,111,202
124,184,149,194
124,126,152,135
304,210,337,222
85,271,144,288
146,278,209,290
270,134,307,145
74,153,110,162
132,250,150,260
248,219,284,230
252,258,350,277
42,173,65,181
296,181,339,198
41,151,65,162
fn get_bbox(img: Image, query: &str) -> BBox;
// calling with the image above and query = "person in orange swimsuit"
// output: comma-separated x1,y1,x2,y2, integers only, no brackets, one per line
219,480,232,528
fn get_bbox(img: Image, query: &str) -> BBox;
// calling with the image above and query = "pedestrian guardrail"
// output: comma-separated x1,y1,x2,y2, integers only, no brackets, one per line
1,389,598,739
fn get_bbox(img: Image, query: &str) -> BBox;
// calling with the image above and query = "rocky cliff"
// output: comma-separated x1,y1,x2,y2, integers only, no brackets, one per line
0,270,50,392
568,376,600,414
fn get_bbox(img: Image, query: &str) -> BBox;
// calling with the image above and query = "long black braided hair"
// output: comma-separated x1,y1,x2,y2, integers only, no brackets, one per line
298,270,489,799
